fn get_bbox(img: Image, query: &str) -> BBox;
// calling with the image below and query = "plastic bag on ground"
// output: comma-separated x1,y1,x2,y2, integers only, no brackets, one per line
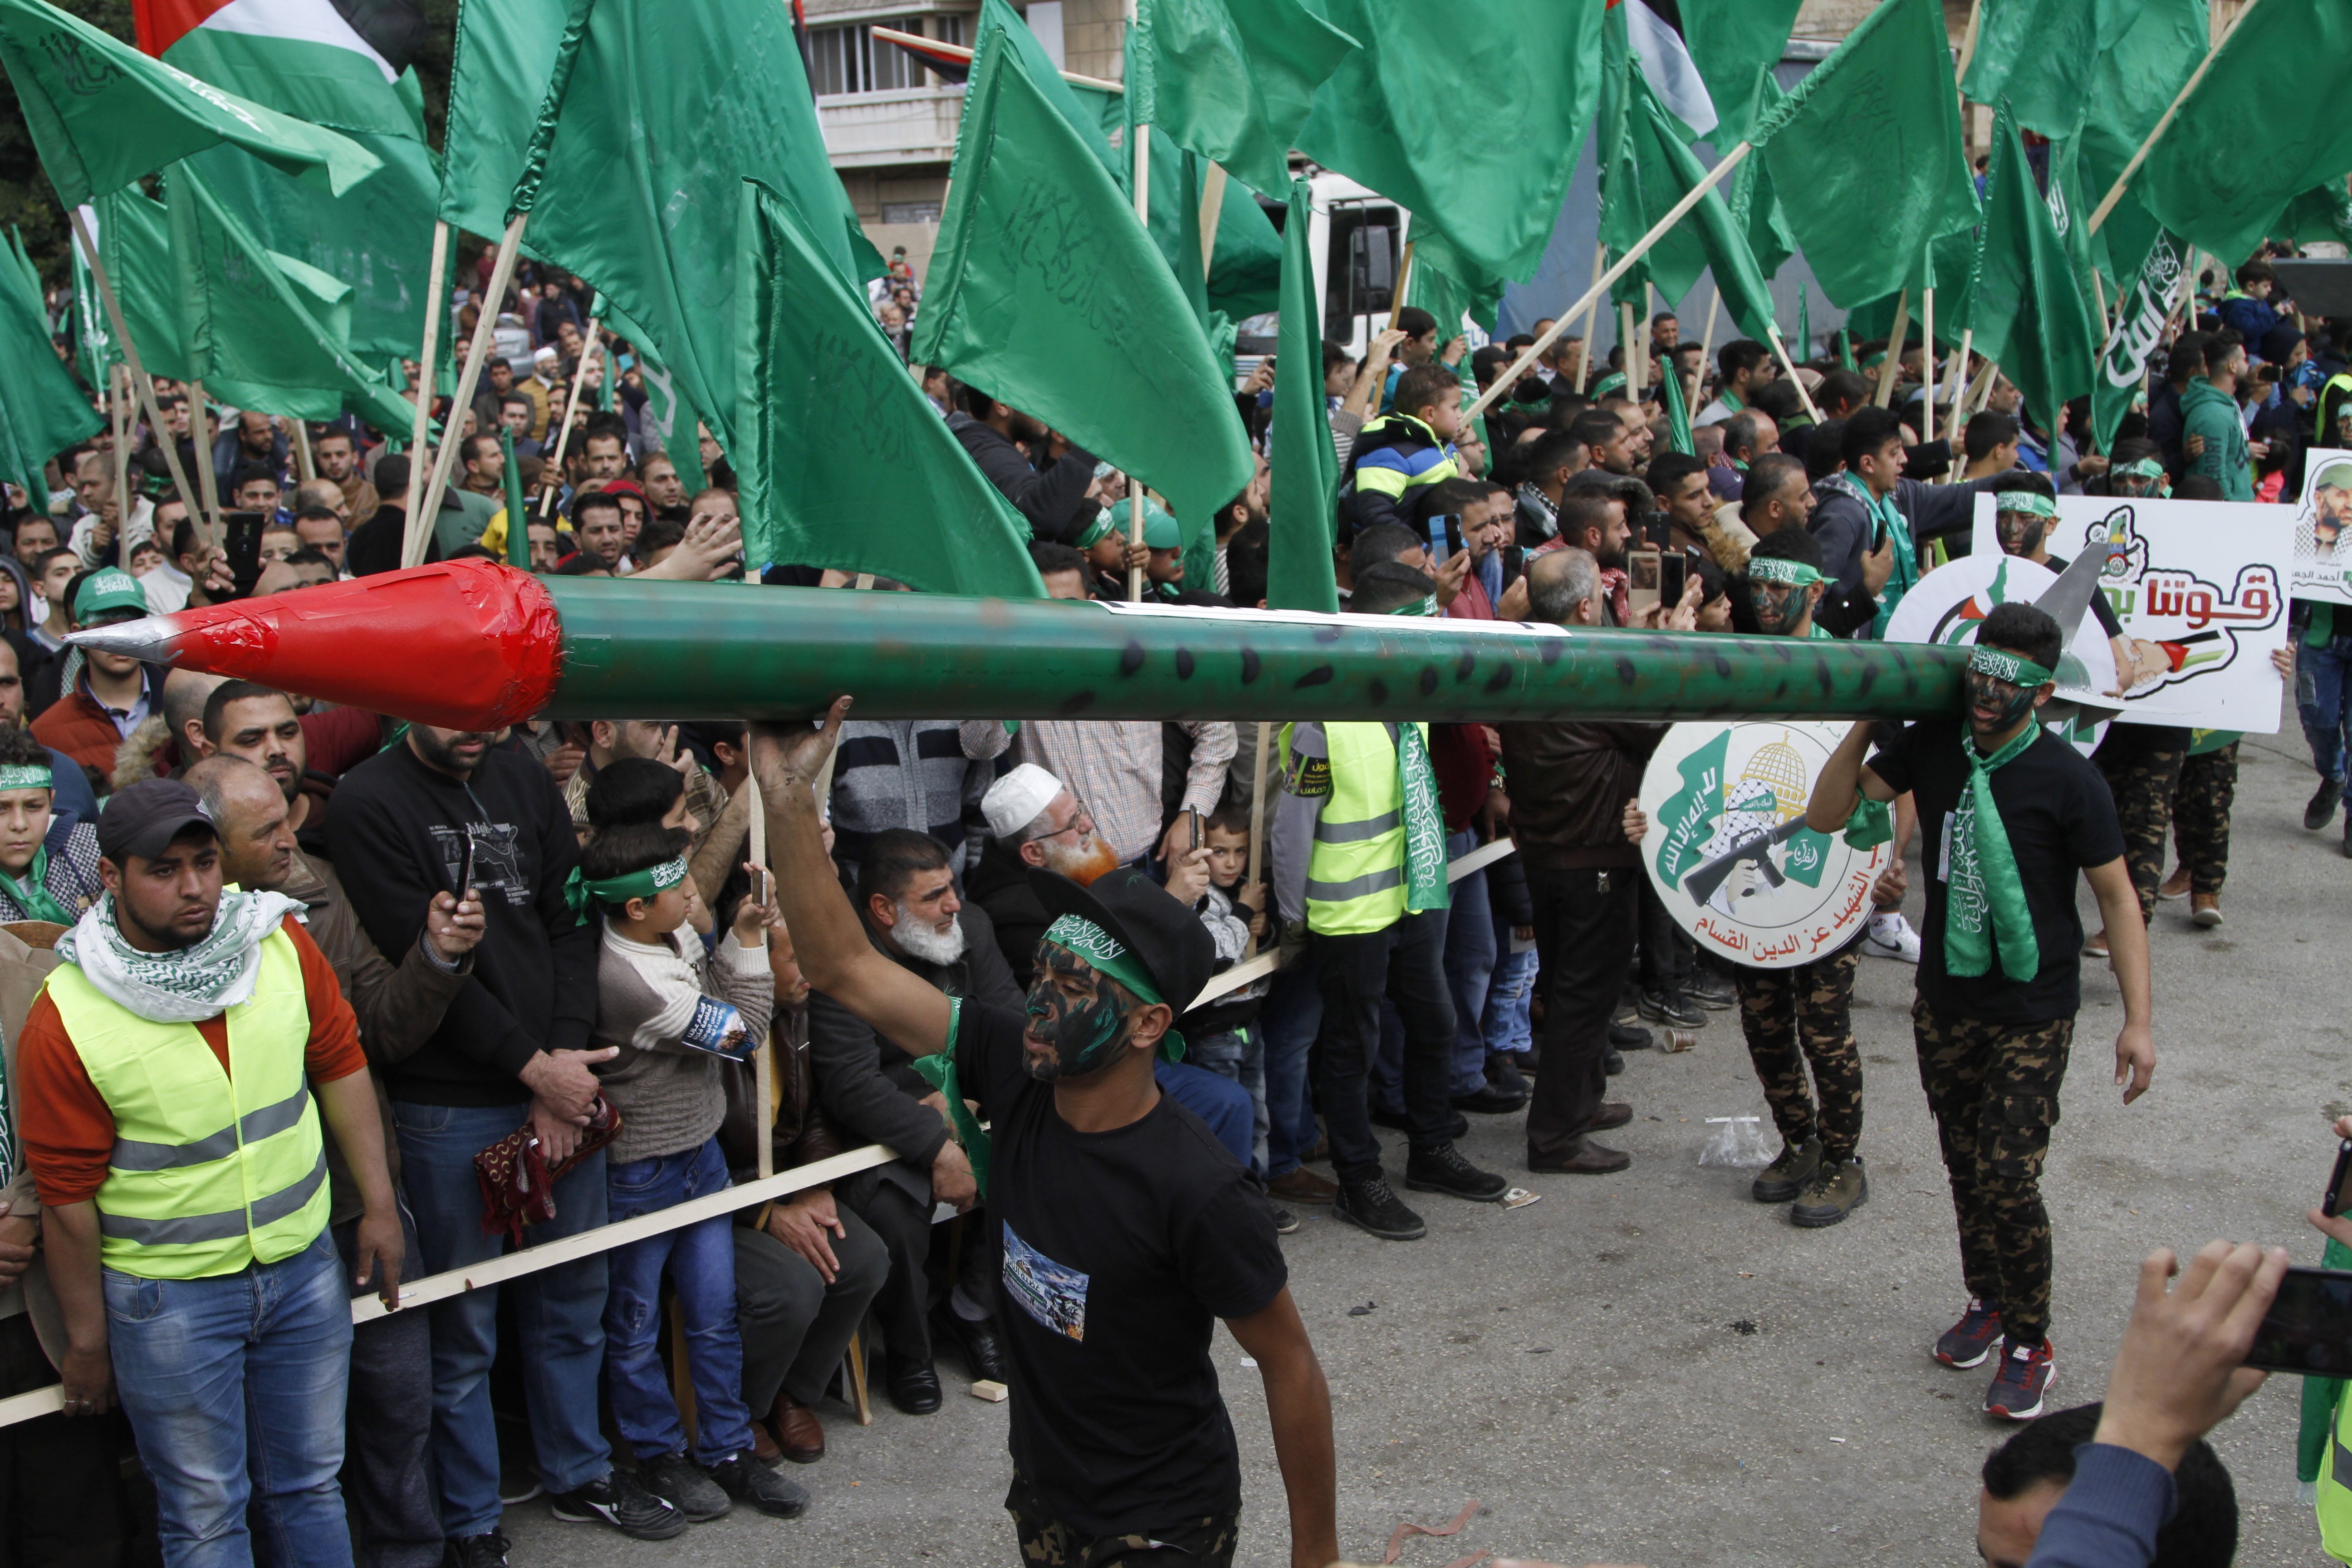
1699,1115,1772,1169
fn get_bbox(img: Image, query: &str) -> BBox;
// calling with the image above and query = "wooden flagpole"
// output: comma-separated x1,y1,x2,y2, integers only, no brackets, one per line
1872,290,1910,408
68,208,208,547
1573,242,1604,394
536,317,602,518
185,380,226,549
412,214,528,568
1691,286,1720,408
1127,122,1149,603
1196,161,1227,274
402,220,449,534
1921,286,1937,434
2087,0,2266,236
1465,140,1754,425
1762,324,1823,423
1944,327,1974,454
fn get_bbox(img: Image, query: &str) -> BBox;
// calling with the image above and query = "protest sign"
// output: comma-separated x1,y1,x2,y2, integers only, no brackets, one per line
1638,721,1890,970
1968,493,2290,732
2293,449,2352,609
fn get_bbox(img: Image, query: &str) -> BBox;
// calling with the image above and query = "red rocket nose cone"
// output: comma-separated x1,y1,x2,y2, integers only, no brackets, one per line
68,560,562,731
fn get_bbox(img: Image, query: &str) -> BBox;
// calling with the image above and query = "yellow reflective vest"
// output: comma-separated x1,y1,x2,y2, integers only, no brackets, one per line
48,928,330,1280
1282,720,1426,936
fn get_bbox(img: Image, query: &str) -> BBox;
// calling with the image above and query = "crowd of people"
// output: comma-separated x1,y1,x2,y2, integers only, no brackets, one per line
0,231,2336,1568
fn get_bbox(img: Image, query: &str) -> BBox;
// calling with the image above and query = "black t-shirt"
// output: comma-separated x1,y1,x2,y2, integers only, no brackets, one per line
953,999,1287,1536
1867,719,2126,1024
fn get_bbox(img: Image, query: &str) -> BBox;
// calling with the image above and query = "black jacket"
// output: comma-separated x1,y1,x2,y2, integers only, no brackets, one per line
944,412,1102,544
805,902,1025,1168
966,837,1050,985
326,739,596,1106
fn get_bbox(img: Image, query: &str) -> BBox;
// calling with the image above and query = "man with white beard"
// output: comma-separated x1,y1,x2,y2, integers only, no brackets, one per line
805,828,1026,1416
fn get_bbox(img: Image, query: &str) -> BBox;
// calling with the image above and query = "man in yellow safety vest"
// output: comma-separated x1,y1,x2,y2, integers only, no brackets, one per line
16,777,402,1566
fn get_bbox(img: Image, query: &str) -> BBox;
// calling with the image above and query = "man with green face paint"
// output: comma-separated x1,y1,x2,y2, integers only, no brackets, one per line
1809,603,2152,1425
750,700,1339,1568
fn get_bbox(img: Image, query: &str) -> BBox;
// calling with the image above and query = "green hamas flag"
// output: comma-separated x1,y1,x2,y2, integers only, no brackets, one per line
511,0,879,464
1659,334,1695,456
1298,0,1603,284
438,0,568,235
166,164,418,434
0,226,98,505
1959,0,2133,141
2136,0,2352,265
735,179,1044,599
1673,0,1801,145
1969,104,2098,438
911,23,1250,543
1750,0,1976,308
2092,226,2187,452
0,0,377,206
1651,730,1730,893
1128,0,1358,196
1605,67,1780,343
1268,176,1338,614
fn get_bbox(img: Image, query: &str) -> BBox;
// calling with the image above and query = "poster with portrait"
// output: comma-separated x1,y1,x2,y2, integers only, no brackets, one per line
1637,722,1890,970
1966,493,2290,732
2294,449,2352,608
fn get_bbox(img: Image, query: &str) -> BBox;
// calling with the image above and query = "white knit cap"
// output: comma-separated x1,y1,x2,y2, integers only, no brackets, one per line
983,763,1066,840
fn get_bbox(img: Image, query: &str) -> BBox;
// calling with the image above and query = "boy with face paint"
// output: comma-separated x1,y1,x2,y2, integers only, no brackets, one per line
1632,527,1878,1227
1809,603,2152,1423
750,701,1339,1568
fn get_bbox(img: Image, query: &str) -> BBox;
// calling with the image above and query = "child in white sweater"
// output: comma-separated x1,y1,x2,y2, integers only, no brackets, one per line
575,823,804,1522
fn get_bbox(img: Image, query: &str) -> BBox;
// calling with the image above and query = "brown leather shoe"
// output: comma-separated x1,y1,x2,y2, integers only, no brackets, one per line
1527,1138,1631,1174
749,1419,782,1467
1268,1167,1340,1205
2190,892,2224,928
1305,1135,1330,1162
772,1393,825,1465
1593,1102,1632,1130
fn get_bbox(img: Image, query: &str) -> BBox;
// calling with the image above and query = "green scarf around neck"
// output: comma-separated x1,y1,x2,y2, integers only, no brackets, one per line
1394,722,1450,913
1945,720,2043,982
2,845,71,926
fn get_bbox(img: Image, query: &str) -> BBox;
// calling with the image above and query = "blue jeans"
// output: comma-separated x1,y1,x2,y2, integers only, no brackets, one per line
1187,1028,1268,1176
1156,1059,1254,1167
1258,967,1322,1179
1443,830,1497,1093
2298,631,2352,783
603,1137,754,1465
1484,889,1536,1055
394,1099,611,1539
104,1228,353,1568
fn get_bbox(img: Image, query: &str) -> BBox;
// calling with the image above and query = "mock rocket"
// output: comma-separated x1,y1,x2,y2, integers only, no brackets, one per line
65,559,1970,730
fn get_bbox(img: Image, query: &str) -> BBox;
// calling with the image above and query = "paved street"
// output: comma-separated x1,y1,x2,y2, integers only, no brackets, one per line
507,714,2341,1567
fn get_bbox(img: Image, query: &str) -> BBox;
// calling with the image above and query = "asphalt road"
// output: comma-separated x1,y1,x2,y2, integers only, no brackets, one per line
502,717,2342,1567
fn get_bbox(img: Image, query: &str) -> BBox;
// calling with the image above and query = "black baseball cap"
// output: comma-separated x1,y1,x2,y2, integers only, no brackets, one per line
98,778,217,863
1028,865,1214,1015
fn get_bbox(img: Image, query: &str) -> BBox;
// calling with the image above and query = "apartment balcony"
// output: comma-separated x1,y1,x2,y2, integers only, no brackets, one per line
817,87,966,169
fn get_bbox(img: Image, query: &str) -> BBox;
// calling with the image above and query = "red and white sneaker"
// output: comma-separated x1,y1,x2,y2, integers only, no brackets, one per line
1935,1298,2004,1368
1984,1338,2054,1421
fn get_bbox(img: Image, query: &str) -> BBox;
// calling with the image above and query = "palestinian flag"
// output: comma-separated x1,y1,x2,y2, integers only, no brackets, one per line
878,25,972,85
133,0,427,137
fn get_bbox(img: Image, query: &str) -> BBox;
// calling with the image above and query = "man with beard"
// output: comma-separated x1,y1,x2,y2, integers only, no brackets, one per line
330,724,685,1553
753,703,1338,1568
1808,602,2152,1423
805,829,1017,1415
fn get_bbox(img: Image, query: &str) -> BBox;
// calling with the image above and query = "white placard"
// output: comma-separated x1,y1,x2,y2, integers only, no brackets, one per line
1885,552,2115,754
1968,492,2289,733
1637,721,1889,970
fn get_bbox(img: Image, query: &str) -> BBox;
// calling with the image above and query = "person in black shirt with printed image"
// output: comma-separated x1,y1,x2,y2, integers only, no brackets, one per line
1808,602,2154,1427
750,698,1338,1568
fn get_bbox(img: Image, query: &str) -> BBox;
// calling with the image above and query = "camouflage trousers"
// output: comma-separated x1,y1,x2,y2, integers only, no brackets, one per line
1007,1474,1240,1568
1913,996,2074,1346
1734,947,1863,1164
2094,728,2187,924
2169,742,2238,896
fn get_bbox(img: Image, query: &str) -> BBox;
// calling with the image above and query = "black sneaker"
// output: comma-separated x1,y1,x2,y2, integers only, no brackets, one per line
443,1533,510,1568
2309,777,2344,830
1637,989,1705,1028
1608,1020,1652,1050
638,1451,729,1522
1452,1083,1528,1114
1334,1176,1426,1240
1267,1200,1300,1235
1684,969,1737,1009
1486,1051,1530,1098
707,1454,809,1518
549,1469,691,1540
1404,1142,1511,1202
1604,1047,1627,1076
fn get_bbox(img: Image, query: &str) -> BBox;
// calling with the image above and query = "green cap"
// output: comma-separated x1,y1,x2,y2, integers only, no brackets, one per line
73,568,149,622
2317,461,2352,494
1142,501,1181,549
